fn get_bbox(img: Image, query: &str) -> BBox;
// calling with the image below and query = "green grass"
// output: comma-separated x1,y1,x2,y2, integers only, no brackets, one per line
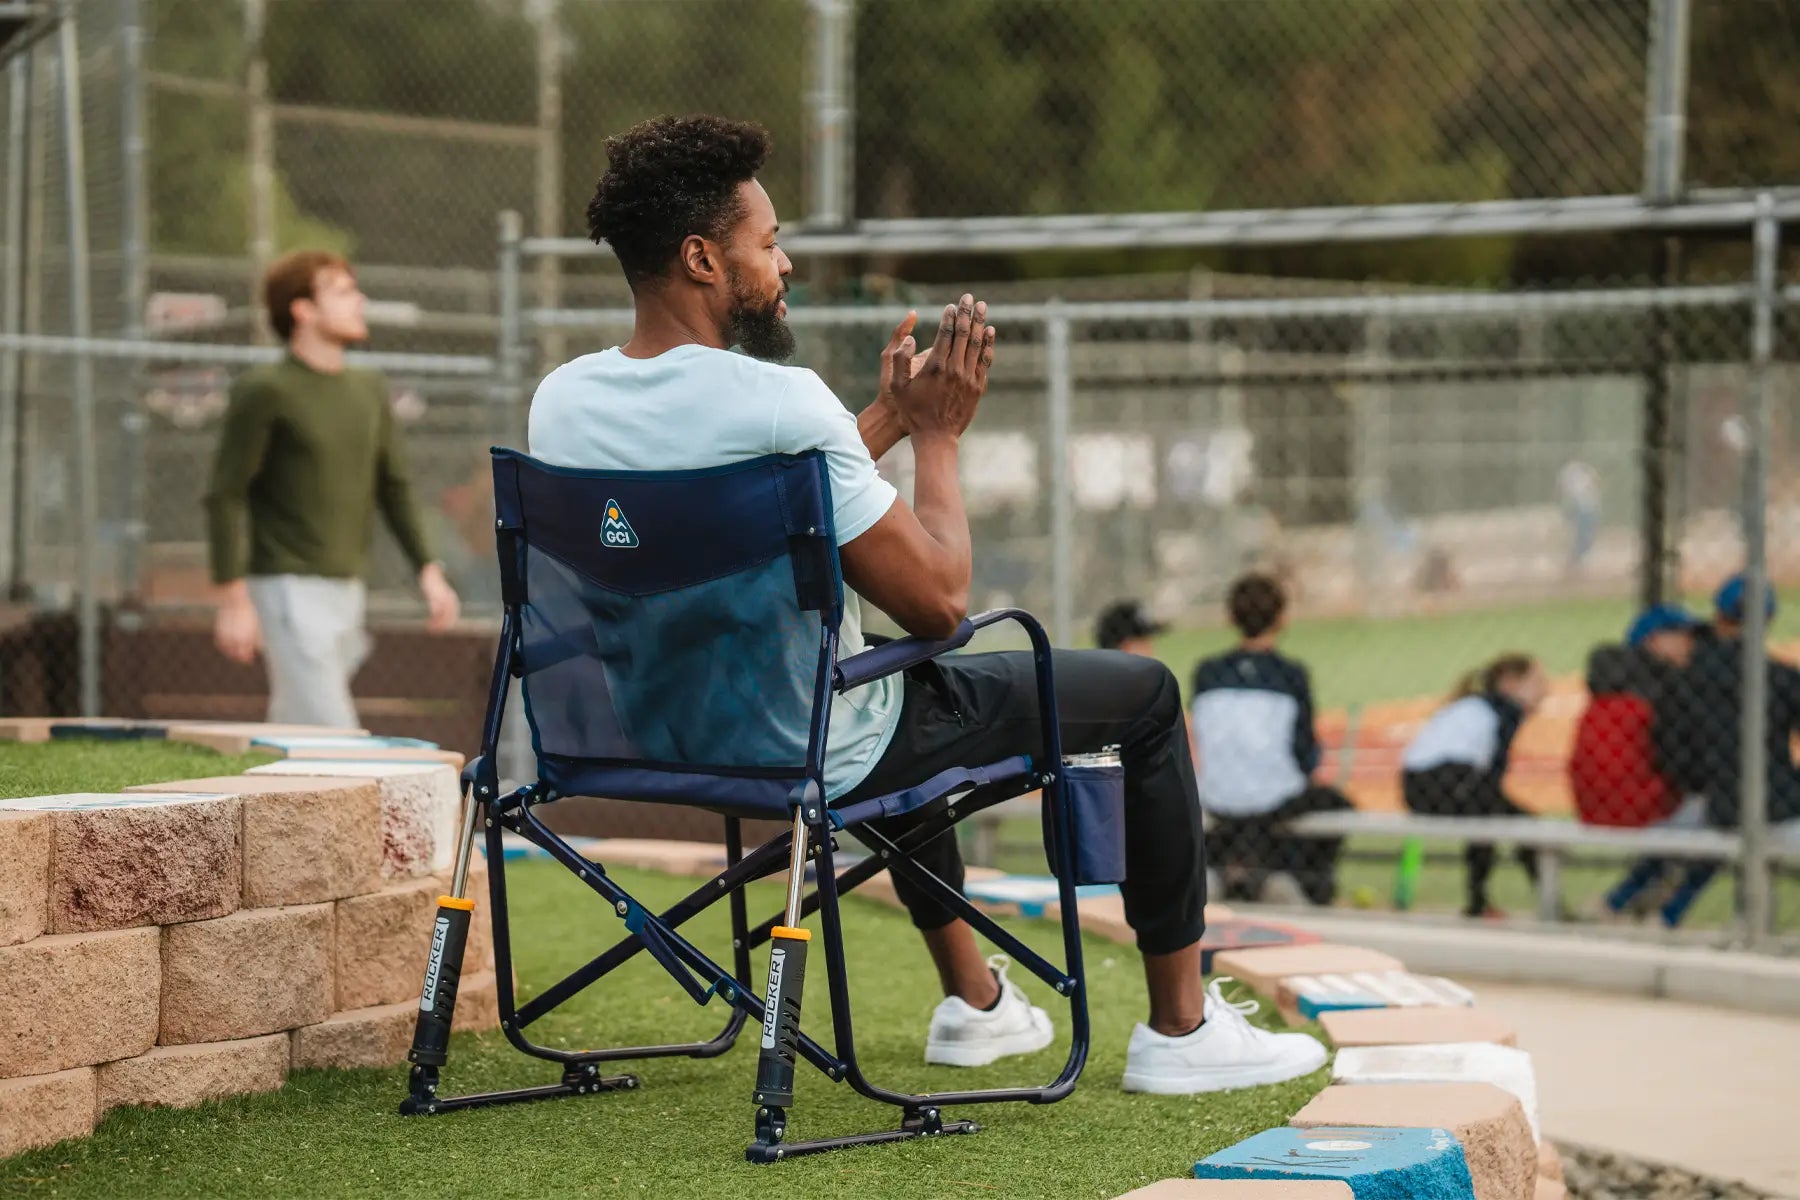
0,739,280,799
1148,593,1647,710
0,861,1329,1199
1144,590,1796,711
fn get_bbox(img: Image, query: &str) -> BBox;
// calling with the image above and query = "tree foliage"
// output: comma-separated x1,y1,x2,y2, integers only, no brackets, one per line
136,0,1791,286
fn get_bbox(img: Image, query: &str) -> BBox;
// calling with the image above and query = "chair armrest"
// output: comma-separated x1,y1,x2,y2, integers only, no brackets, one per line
834,620,975,692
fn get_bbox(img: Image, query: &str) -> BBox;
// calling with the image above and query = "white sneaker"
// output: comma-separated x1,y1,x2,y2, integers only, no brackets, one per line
1120,978,1328,1094
925,955,1055,1067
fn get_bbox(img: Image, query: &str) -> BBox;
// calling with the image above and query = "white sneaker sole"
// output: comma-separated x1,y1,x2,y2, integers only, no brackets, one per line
925,1008,1055,1067
1120,1043,1327,1095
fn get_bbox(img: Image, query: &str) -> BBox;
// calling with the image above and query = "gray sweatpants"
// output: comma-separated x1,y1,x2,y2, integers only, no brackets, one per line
246,574,369,729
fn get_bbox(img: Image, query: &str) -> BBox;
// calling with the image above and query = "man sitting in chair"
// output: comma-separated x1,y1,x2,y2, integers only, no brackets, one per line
527,114,1325,1095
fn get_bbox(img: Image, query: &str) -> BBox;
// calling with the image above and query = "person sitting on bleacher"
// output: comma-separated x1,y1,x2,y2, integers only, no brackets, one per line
1572,604,1708,921
1651,576,1800,926
1401,653,1548,919
1094,599,1166,657
1573,604,1701,827
1190,573,1350,905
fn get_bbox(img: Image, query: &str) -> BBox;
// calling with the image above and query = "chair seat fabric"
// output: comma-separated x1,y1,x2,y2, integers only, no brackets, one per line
538,753,1035,827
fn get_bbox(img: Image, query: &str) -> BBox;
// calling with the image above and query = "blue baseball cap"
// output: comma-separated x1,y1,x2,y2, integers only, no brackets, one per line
1715,574,1779,623
1626,603,1699,647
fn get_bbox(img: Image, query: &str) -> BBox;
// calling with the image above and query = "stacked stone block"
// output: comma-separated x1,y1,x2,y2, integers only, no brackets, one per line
0,753,494,1159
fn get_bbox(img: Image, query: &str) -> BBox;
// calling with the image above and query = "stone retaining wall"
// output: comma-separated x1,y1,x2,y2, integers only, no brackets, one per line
0,741,497,1159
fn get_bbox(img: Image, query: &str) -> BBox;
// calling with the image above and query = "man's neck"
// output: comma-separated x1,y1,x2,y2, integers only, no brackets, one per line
288,331,346,374
620,294,725,359
1239,635,1279,653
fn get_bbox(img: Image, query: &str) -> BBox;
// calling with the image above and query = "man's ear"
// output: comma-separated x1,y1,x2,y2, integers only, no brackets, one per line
679,234,718,284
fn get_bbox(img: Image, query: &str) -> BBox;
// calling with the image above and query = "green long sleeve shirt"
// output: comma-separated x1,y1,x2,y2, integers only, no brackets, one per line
204,356,434,585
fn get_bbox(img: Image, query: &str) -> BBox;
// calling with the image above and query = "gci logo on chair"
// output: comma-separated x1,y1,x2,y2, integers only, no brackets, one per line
601,499,639,548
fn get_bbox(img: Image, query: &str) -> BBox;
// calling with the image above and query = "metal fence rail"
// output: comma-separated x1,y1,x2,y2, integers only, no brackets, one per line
522,191,1800,260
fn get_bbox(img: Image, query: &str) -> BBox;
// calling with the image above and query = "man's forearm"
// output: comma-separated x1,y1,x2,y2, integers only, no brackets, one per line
909,431,972,605
857,397,906,461
204,495,249,587
377,480,435,572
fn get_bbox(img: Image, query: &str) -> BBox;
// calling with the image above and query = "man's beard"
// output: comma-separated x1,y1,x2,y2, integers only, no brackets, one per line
725,267,795,362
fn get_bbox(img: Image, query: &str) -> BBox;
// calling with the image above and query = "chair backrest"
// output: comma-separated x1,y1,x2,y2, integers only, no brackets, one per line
491,448,842,808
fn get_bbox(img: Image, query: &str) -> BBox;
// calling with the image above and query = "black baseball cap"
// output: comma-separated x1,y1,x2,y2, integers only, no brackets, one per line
1095,600,1167,649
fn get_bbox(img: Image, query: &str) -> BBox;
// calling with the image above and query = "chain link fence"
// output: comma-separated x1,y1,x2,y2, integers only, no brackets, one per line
0,0,1795,943
514,250,1798,944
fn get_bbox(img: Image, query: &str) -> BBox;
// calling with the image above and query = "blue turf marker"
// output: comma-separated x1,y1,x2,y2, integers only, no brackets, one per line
47,720,168,741
961,874,1118,917
248,734,439,753
1194,1126,1475,1199
1287,972,1477,1021
1298,994,1388,1019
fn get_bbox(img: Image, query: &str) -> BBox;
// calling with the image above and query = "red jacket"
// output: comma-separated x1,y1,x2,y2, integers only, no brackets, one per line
1569,646,1680,828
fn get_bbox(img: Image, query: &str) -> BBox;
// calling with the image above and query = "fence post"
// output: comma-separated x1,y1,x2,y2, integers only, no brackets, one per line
1045,304,1072,647
494,209,531,789
56,13,99,716
244,0,275,342
496,209,525,440
805,0,853,228
1641,0,1690,204
118,0,149,600
1738,193,1778,946
0,49,29,593
1639,0,1692,608
1351,312,1391,616
530,0,563,370
118,0,147,337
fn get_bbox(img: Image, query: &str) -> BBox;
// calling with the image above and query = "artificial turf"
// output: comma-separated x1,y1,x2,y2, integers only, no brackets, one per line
0,738,279,800
0,858,1330,1198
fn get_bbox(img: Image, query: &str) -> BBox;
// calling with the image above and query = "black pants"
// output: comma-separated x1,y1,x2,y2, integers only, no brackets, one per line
1403,763,1539,916
1208,784,1351,905
844,649,1208,956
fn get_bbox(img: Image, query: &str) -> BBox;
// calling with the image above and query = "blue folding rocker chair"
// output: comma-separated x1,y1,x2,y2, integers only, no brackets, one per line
400,447,1099,1162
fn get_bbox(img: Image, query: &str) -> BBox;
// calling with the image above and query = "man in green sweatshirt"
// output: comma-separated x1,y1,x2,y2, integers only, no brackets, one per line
204,250,460,728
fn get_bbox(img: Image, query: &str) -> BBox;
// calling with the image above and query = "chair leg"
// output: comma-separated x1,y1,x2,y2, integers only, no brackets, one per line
399,788,639,1116
746,803,815,1161
725,817,753,987
741,798,979,1165
400,783,483,1113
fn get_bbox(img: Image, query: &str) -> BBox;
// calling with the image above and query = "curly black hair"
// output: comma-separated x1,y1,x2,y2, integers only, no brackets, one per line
587,114,772,285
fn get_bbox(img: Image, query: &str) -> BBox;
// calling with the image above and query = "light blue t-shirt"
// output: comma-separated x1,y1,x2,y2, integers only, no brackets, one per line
527,343,903,799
